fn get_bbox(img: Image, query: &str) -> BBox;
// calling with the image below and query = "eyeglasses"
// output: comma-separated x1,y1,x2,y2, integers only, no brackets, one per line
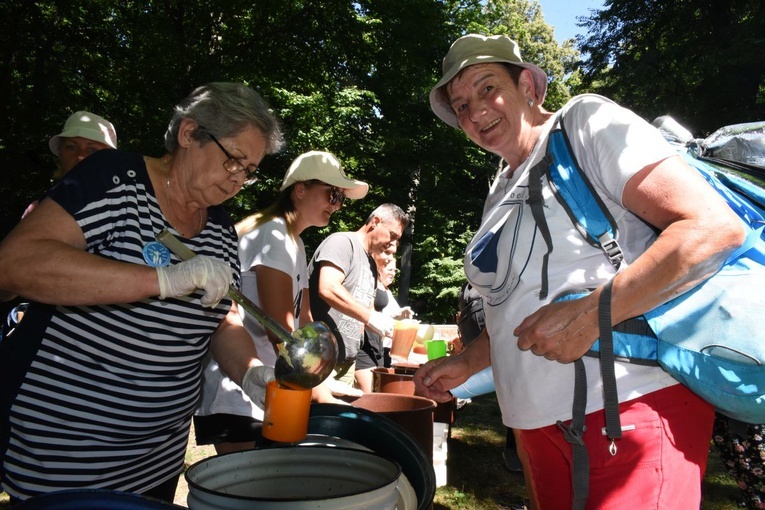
203,129,259,185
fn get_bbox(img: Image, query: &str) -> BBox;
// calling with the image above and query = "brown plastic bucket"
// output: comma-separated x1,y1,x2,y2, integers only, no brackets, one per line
373,367,415,395
351,393,436,459
373,367,455,426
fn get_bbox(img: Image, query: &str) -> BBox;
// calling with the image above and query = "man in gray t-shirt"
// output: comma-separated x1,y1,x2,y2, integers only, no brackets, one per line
309,203,409,385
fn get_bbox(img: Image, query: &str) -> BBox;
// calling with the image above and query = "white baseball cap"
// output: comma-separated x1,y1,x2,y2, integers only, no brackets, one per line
49,111,118,155
280,151,369,200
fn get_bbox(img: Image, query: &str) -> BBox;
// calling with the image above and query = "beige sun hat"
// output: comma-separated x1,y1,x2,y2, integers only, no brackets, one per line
49,111,118,155
429,34,549,128
280,151,369,200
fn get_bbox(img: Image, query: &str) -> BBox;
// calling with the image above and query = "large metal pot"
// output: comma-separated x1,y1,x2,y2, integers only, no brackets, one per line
307,404,436,510
185,445,402,510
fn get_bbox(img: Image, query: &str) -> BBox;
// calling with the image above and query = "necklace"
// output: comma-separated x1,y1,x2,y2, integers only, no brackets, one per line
162,156,204,238
141,157,174,268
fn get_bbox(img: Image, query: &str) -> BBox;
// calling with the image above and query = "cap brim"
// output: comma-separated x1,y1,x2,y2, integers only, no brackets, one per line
326,177,369,200
429,58,548,128
48,127,118,155
280,174,369,199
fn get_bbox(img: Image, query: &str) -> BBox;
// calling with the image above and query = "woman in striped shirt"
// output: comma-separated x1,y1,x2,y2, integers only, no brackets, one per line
0,82,283,504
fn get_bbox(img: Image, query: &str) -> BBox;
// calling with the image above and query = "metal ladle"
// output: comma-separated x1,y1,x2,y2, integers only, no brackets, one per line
156,229,338,390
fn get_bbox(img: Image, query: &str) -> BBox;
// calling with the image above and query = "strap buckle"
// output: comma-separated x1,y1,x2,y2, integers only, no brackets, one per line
556,420,586,447
599,235,624,269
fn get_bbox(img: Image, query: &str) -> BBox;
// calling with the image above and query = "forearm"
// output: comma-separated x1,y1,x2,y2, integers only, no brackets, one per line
0,239,160,305
0,200,161,306
254,266,297,347
298,288,312,325
610,217,744,324
460,328,492,374
318,284,372,324
210,307,262,386
609,155,746,323
0,291,18,302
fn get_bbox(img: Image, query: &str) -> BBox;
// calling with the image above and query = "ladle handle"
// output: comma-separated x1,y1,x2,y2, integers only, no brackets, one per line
156,229,294,345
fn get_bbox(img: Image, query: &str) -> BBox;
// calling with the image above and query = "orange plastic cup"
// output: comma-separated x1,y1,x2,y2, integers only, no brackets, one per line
262,380,312,443
390,319,420,362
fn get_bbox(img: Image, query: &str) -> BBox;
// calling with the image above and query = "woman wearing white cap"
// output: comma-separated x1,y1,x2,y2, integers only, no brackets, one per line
194,150,369,454
18,111,118,221
49,110,118,179
414,34,744,509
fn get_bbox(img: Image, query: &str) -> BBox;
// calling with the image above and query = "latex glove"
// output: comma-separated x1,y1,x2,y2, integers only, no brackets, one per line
393,306,415,320
241,365,276,406
156,256,233,308
325,377,363,398
367,310,395,338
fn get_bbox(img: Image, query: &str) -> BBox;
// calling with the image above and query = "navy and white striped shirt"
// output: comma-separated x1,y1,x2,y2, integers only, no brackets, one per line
0,150,239,499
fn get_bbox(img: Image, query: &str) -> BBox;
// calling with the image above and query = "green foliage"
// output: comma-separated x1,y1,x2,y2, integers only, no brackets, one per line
476,0,581,110
3,0,761,329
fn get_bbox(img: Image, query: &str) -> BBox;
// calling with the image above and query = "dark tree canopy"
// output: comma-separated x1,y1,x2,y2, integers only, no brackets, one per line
577,0,765,135
1,0,762,322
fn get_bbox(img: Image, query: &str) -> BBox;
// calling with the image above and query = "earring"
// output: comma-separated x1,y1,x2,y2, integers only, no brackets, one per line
528,99,534,108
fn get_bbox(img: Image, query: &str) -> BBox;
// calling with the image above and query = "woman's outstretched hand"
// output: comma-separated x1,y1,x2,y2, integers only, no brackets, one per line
515,293,600,363
414,355,472,403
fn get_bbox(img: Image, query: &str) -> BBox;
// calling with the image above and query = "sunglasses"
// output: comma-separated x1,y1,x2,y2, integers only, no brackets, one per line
328,186,346,206
305,180,347,206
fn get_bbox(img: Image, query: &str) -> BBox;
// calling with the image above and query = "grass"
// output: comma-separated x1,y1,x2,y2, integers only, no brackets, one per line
0,393,746,509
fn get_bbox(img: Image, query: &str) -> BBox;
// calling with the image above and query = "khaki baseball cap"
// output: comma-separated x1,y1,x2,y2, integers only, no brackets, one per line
429,34,548,128
280,151,369,200
49,111,118,155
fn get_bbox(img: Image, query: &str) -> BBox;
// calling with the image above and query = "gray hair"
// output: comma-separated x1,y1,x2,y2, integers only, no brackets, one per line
164,82,284,153
365,203,410,230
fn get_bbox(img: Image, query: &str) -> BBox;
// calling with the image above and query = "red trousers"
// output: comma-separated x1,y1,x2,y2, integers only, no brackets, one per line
518,384,715,510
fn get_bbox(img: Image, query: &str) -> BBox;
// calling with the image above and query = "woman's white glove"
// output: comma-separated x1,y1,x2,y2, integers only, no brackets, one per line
393,306,415,320
366,310,395,338
156,256,232,308
241,365,276,406
325,377,363,398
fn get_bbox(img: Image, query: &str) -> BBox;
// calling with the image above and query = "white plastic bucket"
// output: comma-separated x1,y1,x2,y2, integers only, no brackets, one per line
185,445,401,510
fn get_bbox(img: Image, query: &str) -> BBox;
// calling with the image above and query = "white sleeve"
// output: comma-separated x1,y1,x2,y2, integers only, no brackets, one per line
238,218,298,275
564,96,678,207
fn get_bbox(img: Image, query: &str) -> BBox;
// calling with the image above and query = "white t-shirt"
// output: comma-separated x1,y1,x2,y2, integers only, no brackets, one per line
465,95,680,430
196,216,307,419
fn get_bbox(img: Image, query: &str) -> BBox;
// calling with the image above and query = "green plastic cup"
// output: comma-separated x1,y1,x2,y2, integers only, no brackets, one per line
426,339,448,360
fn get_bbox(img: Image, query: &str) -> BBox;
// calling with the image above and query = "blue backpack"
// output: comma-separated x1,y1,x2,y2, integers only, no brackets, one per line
529,99,765,509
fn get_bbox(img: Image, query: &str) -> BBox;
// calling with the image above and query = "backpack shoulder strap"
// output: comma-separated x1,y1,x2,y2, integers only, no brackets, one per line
527,151,555,299
548,109,624,269
526,100,624,299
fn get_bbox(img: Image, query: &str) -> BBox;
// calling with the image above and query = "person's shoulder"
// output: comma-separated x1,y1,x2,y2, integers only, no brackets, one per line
68,149,147,179
53,150,149,195
264,215,288,231
312,231,354,263
320,231,353,245
242,216,288,242
78,148,144,167
561,93,618,118
208,205,235,232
